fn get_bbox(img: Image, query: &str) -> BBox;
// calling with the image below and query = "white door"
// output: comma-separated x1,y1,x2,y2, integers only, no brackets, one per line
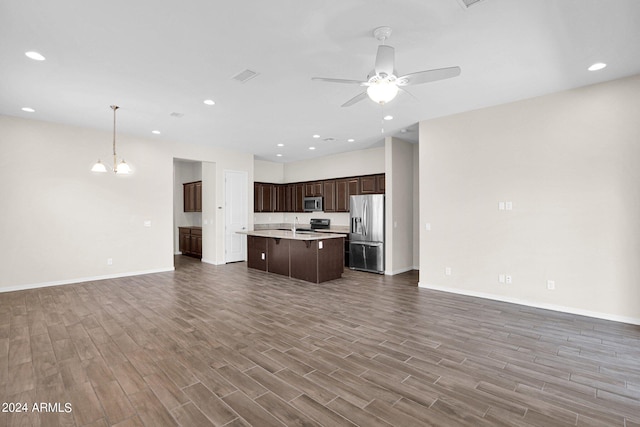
225,170,248,263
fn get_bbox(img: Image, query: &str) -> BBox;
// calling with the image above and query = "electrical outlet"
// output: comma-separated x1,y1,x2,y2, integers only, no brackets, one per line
107,258,113,265
143,220,151,227
547,280,555,290
505,275,512,284
319,241,323,249
425,223,431,231
445,267,452,276
499,274,505,283
261,253,265,260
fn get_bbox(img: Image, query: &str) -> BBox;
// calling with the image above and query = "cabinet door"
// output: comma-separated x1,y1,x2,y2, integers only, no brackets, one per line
262,184,275,212
275,185,287,213
336,180,348,212
290,240,318,282
376,174,385,194
267,238,290,276
254,183,261,212
194,181,202,212
285,184,293,212
294,183,305,212
304,182,314,197
323,180,336,212
184,183,195,212
247,236,267,271
360,176,377,194
179,229,190,253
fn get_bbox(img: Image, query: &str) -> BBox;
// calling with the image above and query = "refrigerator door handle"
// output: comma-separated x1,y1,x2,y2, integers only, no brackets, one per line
363,199,368,237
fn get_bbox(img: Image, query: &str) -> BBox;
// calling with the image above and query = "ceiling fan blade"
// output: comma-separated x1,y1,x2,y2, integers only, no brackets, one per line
397,66,461,86
398,87,419,101
374,45,395,77
341,92,368,107
312,77,366,85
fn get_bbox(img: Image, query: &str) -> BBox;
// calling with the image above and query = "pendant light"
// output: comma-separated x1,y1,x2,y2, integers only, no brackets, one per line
91,105,132,174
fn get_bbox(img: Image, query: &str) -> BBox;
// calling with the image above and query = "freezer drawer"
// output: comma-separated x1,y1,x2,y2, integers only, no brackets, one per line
349,241,384,274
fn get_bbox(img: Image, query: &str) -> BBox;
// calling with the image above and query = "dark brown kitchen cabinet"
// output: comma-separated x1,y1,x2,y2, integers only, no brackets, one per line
294,183,305,212
304,181,323,197
178,227,202,259
275,184,287,213
183,181,202,212
323,180,336,212
360,174,385,194
267,238,290,276
289,238,344,283
247,235,267,271
336,177,359,212
376,174,385,193
254,182,275,212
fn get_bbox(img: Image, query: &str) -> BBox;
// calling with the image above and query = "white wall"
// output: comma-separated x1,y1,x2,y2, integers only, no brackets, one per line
385,137,415,275
419,74,640,324
413,143,420,268
254,160,284,183
284,147,385,182
0,115,253,291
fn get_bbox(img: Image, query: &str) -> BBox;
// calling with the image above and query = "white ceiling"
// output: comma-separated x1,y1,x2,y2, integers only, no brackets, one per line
2,0,639,162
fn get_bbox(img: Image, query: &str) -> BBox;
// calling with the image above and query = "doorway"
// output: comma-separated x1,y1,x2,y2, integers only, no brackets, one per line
224,170,248,263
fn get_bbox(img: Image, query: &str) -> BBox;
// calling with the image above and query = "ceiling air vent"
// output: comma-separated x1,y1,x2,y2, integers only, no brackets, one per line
169,112,184,118
231,69,259,83
456,0,484,9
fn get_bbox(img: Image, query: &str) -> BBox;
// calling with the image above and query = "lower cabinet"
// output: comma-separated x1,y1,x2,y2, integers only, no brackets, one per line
178,227,202,259
267,238,290,276
246,235,344,283
247,236,267,271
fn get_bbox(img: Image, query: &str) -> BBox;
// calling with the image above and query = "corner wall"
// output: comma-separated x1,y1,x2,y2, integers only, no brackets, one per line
0,115,254,291
419,74,640,324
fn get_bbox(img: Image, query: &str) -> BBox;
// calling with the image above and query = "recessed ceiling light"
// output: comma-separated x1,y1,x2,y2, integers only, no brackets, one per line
152,130,161,135
312,134,320,139
21,107,35,112
25,51,45,61
383,115,394,121
277,143,284,147
400,129,407,133
588,62,607,71
203,99,215,106
347,138,355,142
276,154,283,157
309,146,316,150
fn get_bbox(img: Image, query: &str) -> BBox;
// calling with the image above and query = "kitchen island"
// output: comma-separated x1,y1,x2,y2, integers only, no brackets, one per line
240,230,345,283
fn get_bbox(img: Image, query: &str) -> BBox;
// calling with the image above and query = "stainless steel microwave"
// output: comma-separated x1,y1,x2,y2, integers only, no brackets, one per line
303,196,323,212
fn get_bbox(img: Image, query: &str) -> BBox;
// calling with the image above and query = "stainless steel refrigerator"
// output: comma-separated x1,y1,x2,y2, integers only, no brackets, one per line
349,194,385,273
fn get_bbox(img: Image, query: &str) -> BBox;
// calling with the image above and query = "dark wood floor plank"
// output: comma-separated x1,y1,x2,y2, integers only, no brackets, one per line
1,256,639,426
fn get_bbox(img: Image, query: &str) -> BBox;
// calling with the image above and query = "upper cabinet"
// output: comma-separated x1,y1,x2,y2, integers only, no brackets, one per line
359,174,385,194
183,181,202,212
253,174,384,213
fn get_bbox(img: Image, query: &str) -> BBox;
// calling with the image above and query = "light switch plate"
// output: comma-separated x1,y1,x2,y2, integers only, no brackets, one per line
499,202,505,210
506,201,513,211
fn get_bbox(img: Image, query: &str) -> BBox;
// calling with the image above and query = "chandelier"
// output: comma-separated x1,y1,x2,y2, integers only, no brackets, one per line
91,105,132,174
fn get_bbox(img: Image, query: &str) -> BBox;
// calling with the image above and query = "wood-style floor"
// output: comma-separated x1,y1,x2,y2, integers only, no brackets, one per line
1,256,639,426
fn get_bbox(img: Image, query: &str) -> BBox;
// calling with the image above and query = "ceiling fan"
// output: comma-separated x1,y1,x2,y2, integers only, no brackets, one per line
312,27,461,107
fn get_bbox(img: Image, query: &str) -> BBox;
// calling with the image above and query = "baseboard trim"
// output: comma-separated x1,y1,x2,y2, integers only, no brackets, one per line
385,266,416,276
418,282,640,326
0,267,175,294
201,258,218,265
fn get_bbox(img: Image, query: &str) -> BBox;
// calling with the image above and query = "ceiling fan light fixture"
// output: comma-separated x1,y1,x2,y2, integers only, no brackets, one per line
366,78,399,105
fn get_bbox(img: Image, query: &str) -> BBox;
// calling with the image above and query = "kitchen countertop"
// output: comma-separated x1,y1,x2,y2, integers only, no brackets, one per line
254,223,349,234
238,229,346,241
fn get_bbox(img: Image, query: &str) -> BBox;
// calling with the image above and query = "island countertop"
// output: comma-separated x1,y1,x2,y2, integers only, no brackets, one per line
238,229,346,241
